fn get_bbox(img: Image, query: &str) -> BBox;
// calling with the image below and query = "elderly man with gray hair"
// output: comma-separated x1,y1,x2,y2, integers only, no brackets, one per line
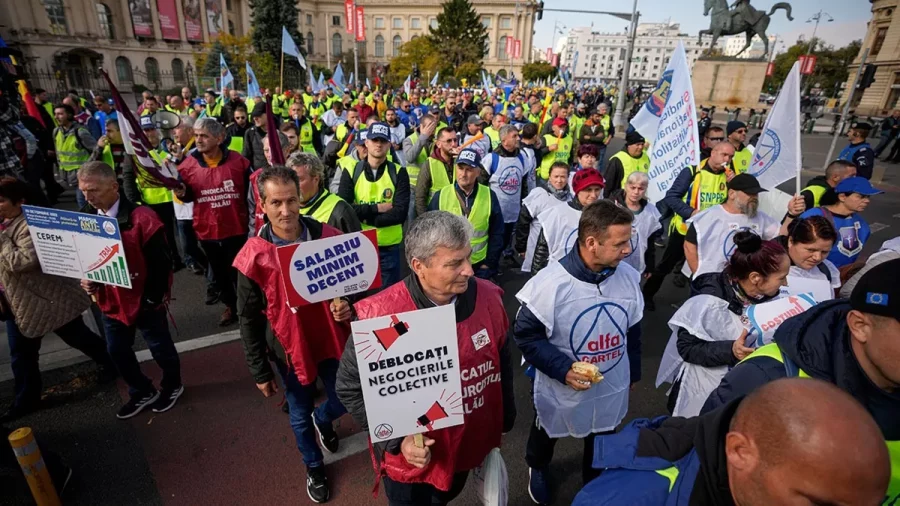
336,211,516,505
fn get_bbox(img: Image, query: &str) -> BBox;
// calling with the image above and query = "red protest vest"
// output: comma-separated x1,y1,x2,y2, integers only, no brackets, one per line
232,224,349,385
178,150,250,241
249,168,265,235
354,279,508,492
96,205,171,326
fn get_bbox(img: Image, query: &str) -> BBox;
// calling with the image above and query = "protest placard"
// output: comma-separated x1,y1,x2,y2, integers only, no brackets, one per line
276,229,381,306
351,304,464,442
782,275,833,303
22,206,132,288
744,293,817,347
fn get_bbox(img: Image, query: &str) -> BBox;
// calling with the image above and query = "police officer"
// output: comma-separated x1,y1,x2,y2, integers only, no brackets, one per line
336,122,410,288
839,121,876,180
429,148,503,279
726,121,752,174
516,200,643,505
602,131,649,198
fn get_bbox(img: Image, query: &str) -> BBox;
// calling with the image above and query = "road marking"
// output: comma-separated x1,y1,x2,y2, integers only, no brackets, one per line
134,330,240,363
323,431,370,465
870,223,890,234
893,213,900,218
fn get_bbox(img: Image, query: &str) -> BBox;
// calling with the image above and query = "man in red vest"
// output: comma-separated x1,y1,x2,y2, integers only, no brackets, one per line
336,211,516,504
233,166,352,503
174,117,251,326
78,161,183,419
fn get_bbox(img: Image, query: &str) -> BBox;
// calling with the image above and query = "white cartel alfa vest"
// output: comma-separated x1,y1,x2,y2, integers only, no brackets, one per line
517,261,644,437
683,205,780,278
464,133,492,159
621,203,662,274
656,294,748,417
521,187,569,273
537,204,582,264
483,152,531,224
781,261,840,301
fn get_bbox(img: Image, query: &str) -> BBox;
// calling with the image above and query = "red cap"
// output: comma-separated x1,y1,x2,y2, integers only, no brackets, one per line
552,117,568,128
572,168,605,194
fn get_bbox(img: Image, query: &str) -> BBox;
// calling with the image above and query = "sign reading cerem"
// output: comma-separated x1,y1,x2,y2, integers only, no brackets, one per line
276,229,381,306
22,206,132,288
351,305,464,442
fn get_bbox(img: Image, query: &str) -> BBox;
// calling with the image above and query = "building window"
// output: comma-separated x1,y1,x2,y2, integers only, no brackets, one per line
42,0,67,34
332,33,343,55
498,35,509,60
115,56,133,83
375,34,385,57
96,3,114,39
357,40,366,58
411,18,421,29
228,19,235,35
429,18,438,29
393,17,402,29
145,57,160,83
499,16,511,29
172,58,185,82
872,27,888,56
332,15,341,26
484,38,490,57
225,0,232,10
392,35,402,56
306,14,313,25
481,16,491,28
375,17,384,29
307,32,314,55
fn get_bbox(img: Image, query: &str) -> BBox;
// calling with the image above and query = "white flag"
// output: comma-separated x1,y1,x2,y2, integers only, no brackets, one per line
632,42,701,202
749,62,801,191
403,74,411,97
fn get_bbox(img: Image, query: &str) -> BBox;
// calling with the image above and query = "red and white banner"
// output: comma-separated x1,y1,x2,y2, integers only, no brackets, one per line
766,62,775,77
505,37,513,58
546,47,552,61
551,53,559,67
183,0,203,41
277,230,382,306
355,6,366,41
157,0,181,40
514,39,522,59
345,0,355,34
131,0,153,37
798,55,817,75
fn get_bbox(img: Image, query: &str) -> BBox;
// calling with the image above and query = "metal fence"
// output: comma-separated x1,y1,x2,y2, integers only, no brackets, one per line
25,65,195,104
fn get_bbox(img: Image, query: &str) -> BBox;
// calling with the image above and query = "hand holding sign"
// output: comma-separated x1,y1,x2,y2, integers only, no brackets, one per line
403,434,434,468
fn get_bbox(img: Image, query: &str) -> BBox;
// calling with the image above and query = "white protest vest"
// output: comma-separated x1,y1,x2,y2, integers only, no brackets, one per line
521,187,569,273
656,294,747,417
521,147,537,191
483,152,527,224
465,133,492,159
173,200,193,221
517,261,644,438
538,204,582,264
683,205,780,278
621,203,662,274
781,261,840,302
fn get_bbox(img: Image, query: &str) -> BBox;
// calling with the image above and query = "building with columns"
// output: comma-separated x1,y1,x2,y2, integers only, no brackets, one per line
845,0,900,115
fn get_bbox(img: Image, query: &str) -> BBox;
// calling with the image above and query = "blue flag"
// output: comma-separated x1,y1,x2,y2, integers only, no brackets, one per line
219,54,233,95
317,72,326,92
246,62,260,98
281,27,307,69
308,66,318,92
330,63,345,91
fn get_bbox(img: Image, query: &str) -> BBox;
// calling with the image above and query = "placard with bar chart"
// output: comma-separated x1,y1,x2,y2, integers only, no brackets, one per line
22,206,132,288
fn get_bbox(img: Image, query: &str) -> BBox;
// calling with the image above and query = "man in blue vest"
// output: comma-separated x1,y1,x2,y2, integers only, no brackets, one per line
573,378,889,506
839,121,876,179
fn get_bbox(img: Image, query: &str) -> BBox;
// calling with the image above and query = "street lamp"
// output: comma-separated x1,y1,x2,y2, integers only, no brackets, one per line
805,10,833,58
551,20,567,54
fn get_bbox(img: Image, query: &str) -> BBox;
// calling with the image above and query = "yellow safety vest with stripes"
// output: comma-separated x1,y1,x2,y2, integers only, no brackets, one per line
54,126,91,172
483,127,501,150
299,190,342,225
427,157,454,200
298,120,316,153
539,133,573,180
669,160,729,235
138,149,174,205
610,150,650,188
405,132,430,188
351,161,403,246
438,184,491,264
802,184,828,208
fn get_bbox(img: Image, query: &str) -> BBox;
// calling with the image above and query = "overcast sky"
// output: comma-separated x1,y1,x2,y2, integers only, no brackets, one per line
532,0,868,54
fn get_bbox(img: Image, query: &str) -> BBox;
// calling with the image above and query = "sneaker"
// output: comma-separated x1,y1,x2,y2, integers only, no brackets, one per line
306,465,330,503
116,390,159,419
528,467,551,505
313,420,339,454
151,385,184,413
672,272,688,288
219,307,237,326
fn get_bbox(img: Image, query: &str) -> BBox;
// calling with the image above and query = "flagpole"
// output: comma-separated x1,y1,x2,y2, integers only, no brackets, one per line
280,49,285,92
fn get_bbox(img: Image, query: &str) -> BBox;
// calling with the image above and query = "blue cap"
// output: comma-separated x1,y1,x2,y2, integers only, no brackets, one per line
367,122,391,141
456,148,481,168
107,98,115,105
835,176,884,196
140,115,156,130
354,129,368,146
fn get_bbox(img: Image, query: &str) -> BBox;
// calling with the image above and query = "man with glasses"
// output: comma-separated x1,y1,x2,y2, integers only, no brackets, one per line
225,104,249,154
415,127,460,216
701,125,726,159
726,120,752,174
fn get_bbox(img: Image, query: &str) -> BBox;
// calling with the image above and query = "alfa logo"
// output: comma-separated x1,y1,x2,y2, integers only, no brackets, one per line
750,129,781,177
644,69,674,118
497,167,521,195
569,302,629,373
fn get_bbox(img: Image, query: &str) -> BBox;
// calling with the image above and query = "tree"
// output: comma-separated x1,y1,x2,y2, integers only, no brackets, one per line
522,62,557,82
193,33,281,91
454,62,481,82
429,0,489,69
765,38,862,98
387,36,445,87
249,0,302,56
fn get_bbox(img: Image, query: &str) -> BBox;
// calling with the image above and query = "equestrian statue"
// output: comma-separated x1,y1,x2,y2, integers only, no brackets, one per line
699,0,793,58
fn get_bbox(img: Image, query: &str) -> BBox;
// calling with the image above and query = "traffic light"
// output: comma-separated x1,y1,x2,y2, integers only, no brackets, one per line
537,1,545,21
858,64,877,90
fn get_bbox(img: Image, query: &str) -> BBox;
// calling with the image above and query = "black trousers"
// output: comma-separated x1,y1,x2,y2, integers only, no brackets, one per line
148,202,182,266
382,471,468,506
642,231,686,300
199,235,246,311
525,415,612,485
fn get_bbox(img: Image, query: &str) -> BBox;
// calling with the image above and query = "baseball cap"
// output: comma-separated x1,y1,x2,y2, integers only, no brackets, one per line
552,117,568,128
251,102,266,118
467,114,485,126
850,258,900,321
850,121,872,131
429,105,441,115
572,168,605,194
727,120,747,136
367,122,391,141
456,148,481,168
727,173,767,195
576,102,586,110
354,129,369,146
140,115,156,130
835,176,884,196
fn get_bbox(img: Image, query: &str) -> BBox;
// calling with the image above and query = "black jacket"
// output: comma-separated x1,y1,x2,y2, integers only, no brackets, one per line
335,274,517,457
702,300,900,439
800,175,838,210
242,125,268,170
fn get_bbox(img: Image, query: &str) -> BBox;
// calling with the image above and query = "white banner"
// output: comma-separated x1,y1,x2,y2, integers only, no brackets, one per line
631,42,701,202
744,293,817,347
749,62,802,191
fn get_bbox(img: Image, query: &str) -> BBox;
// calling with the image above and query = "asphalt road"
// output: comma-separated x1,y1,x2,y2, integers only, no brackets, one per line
2,131,898,505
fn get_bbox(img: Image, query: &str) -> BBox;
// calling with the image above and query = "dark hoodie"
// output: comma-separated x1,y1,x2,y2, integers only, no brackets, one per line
799,174,838,210
702,300,900,439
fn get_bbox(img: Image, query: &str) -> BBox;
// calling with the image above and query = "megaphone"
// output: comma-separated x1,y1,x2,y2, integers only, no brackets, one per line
151,110,181,130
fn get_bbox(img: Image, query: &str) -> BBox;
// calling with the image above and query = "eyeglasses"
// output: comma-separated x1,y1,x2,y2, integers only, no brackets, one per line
708,137,725,141
735,129,747,134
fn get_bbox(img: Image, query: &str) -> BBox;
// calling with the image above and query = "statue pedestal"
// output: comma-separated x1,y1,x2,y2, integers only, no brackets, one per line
692,57,768,110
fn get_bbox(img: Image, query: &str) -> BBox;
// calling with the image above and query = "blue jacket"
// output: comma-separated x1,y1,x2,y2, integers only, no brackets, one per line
514,246,643,385
839,141,874,180
428,182,504,273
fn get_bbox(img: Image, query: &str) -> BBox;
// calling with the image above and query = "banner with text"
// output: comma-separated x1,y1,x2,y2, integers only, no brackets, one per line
131,0,153,37
514,39,522,59
631,41,700,202
352,305,464,442
277,229,381,306
355,6,366,41
781,275,833,304
183,0,203,41
22,206,132,288
205,0,223,38
345,0,355,34
157,0,181,40
745,293,817,347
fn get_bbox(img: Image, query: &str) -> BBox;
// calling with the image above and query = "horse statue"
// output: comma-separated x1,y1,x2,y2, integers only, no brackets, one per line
698,0,793,58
